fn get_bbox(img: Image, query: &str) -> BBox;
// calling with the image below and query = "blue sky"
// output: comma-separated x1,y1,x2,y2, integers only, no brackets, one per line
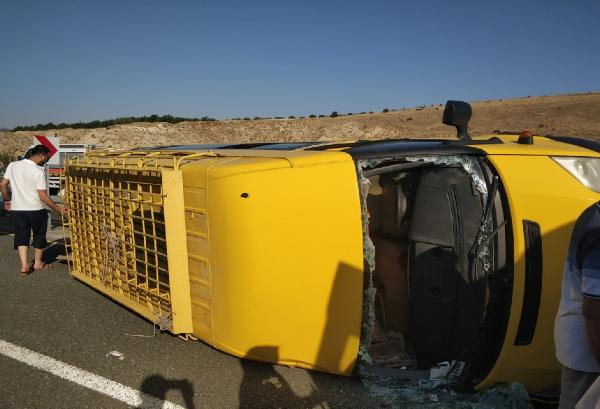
1,0,599,128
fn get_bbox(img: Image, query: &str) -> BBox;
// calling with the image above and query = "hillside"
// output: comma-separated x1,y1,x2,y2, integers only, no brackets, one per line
1,93,599,157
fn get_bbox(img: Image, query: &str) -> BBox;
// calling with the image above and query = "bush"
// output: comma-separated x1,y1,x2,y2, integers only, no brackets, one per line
12,114,217,131
330,111,338,118
309,114,316,118
288,115,296,119
318,115,326,118
382,108,389,113
0,152,13,172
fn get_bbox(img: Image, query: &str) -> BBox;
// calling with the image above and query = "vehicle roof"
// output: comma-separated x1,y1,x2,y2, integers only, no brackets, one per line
138,134,600,158
469,135,600,157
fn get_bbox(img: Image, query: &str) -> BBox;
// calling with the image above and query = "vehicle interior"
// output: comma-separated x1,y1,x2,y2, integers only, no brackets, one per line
354,98,515,387
359,155,513,387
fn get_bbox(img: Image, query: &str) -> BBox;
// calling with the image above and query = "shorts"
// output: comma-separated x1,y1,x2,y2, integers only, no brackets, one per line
10,209,49,249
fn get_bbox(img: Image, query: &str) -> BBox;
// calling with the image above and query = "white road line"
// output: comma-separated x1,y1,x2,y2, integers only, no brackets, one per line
0,339,185,409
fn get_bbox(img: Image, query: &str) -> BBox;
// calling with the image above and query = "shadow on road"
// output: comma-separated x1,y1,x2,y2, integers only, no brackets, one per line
43,239,67,264
239,346,327,409
238,263,363,409
139,374,196,409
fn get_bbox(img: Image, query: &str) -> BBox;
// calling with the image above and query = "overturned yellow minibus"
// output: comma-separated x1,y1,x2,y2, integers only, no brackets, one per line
64,102,600,393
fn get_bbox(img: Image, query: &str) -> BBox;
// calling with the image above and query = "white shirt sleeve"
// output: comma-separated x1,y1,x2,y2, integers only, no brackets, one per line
3,162,13,180
35,169,47,190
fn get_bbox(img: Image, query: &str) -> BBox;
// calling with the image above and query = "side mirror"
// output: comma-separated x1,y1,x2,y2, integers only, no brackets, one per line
442,100,472,140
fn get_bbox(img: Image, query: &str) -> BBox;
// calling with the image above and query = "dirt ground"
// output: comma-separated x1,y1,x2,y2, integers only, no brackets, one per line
1,92,599,158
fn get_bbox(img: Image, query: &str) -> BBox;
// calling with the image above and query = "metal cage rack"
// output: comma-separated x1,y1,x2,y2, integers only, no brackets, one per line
63,150,214,332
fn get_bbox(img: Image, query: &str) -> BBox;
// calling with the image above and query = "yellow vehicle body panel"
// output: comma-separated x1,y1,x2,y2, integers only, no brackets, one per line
180,152,365,374
473,135,600,157
476,154,600,392
63,134,600,392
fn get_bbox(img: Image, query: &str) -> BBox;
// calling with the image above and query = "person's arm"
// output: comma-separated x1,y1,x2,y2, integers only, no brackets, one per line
583,297,600,365
582,247,600,366
34,167,64,215
37,189,64,215
1,163,12,210
0,178,10,210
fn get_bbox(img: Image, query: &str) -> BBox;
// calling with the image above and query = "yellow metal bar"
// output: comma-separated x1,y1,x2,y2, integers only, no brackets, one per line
175,152,218,169
162,168,193,333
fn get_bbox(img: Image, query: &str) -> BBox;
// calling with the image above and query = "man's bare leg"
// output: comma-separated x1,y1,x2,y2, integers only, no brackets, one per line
33,248,44,270
18,245,29,273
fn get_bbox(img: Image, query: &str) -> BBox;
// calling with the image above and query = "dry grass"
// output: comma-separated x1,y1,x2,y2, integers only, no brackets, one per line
1,92,599,156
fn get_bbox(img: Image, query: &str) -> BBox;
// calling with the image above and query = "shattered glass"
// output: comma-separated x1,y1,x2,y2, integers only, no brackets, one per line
402,155,489,202
356,162,379,361
358,156,497,280
360,371,534,409
359,156,488,201
474,218,494,275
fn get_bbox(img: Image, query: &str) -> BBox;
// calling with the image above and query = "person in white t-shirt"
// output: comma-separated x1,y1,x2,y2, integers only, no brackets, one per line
0,145,65,276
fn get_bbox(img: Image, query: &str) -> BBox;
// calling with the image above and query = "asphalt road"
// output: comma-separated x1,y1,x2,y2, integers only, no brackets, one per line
0,232,382,409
